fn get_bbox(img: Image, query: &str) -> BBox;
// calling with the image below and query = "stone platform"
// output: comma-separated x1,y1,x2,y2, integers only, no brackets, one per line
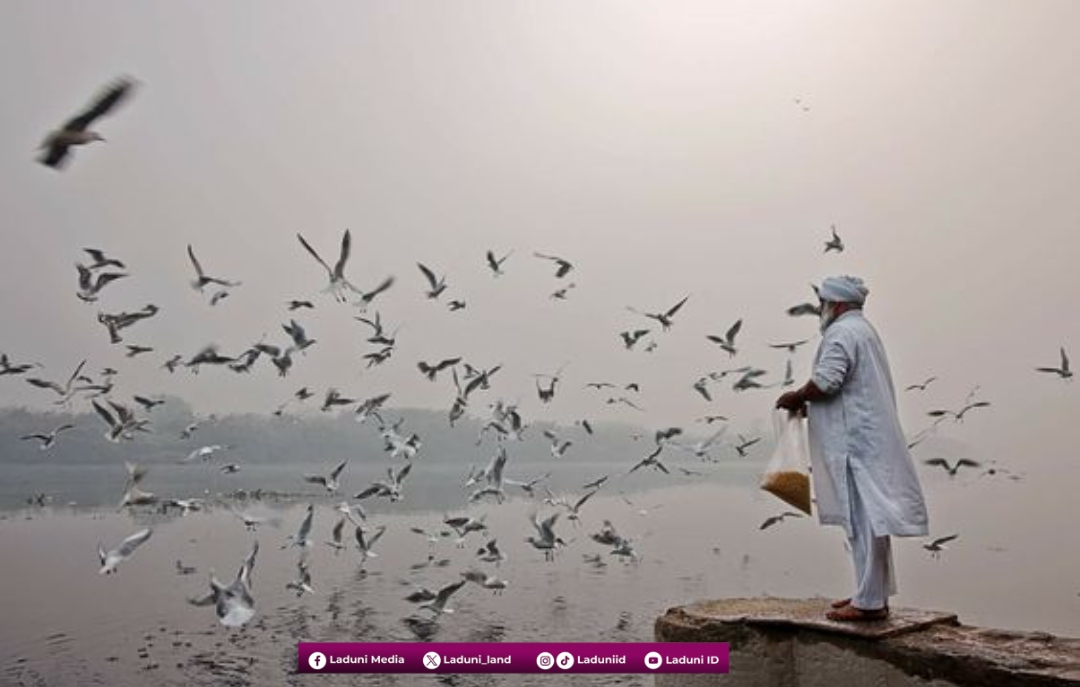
655,597,1080,687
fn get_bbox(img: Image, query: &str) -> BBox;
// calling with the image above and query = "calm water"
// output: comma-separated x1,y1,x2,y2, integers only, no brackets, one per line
2,458,1079,687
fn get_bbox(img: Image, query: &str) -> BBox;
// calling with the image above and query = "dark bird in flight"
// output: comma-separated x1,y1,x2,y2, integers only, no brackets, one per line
759,511,804,530
417,263,448,299
1036,347,1072,380
629,296,690,331
923,457,981,477
533,252,574,278
824,224,844,253
905,377,938,392
706,319,743,356
39,77,136,169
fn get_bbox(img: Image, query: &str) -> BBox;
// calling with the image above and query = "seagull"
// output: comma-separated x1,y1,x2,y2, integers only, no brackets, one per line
75,263,127,302
706,319,743,356
83,248,126,271
550,282,576,300
133,395,164,412
504,472,550,497
39,77,136,169
162,354,184,373
780,359,795,388
355,463,412,503
525,511,566,561
768,339,810,354
905,376,938,392
352,276,395,312
355,524,387,562
326,518,347,554
118,461,157,509
297,229,362,302
125,345,153,358
163,498,204,515
674,426,728,461
759,511,804,530
230,507,281,531
924,458,982,477
620,329,651,350
628,295,690,331
562,489,598,523
444,514,488,545
824,224,844,253
220,463,241,474
287,299,315,311
0,354,40,376
476,538,508,566
21,423,76,450
928,400,991,424
186,245,240,292
98,527,152,575
734,434,762,458
188,541,259,627
354,392,392,424
485,249,513,276
533,252,574,278
282,319,316,354
627,446,670,476
468,448,508,504
417,263,448,299
461,569,509,594
786,285,823,318
448,299,467,311
304,461,348,493
923,534,958,559
582,475,609,491
93,399,147,442
181,444,228,464
285,557,315,597
176,560,198,576
321,388,356,412
698,414,729,424
25,359,87,400
692,377,712,401
418,357,461,381
417,579,468,616
1036,347,1072,380
97,305,159,344
283,504,315,548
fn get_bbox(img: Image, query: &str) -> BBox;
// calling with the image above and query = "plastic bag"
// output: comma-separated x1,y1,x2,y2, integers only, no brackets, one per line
760,410,812,515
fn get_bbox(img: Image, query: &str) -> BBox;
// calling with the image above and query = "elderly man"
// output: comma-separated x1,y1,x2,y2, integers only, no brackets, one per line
775,275,928,621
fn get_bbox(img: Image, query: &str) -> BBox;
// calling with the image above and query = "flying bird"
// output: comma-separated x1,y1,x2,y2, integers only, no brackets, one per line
75,263,127,302
83,248,126,271
353,276,395,311
418,357,461,381
1036,347,1072,380
768,339,810,354
620,329,651,350
417,579,468,617
924,458,982,477
304,461,348,494
97,527,152,575
759,511,804,530
39,77,136,169
416,263,448,299
288,300,314,310
533,252,574,278
485,250,513,276
706,319,743,356
188,541,259,627
21,423,76,450
906,377,938,392
824,224,844,253
734,434,762,458
628,295,690,331
297,229,361,302
187,245,240,292
923,534,959,559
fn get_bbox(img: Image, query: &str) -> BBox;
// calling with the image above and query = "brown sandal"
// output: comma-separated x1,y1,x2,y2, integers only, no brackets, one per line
826,605,889,622
831,598,852,609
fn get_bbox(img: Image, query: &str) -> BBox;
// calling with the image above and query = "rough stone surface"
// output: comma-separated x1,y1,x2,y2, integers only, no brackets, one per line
655,597,1080,687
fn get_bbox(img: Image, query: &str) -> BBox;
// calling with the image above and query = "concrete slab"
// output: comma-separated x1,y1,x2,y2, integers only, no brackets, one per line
679,596,959,640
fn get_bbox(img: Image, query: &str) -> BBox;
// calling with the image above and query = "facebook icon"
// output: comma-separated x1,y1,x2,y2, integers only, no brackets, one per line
308,652,327,670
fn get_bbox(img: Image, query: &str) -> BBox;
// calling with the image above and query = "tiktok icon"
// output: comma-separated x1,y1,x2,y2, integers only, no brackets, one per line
308,652,327,670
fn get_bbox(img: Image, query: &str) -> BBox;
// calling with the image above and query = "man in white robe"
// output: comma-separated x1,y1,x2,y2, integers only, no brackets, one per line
776,275,928,621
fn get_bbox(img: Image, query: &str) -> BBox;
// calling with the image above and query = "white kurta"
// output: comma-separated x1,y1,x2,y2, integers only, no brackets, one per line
806,310,929,539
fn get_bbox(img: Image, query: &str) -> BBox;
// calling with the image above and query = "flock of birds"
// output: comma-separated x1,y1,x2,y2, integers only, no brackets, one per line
5,77,1074,631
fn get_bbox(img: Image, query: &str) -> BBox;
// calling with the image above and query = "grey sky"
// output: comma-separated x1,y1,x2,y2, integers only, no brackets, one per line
1,1,1077,469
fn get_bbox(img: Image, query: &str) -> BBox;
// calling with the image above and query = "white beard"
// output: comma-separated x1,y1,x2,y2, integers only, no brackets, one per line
819,303,836,333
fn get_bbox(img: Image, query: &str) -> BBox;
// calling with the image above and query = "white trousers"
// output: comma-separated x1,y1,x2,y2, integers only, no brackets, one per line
847,469,897,610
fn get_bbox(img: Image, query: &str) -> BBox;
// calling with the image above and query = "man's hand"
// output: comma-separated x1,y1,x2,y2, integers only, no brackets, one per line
775,390,804,413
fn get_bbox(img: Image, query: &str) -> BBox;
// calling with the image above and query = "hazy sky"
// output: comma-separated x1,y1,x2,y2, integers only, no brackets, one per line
2,1,1078,469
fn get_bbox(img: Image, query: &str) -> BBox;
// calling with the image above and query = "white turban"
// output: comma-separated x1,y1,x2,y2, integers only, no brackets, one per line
819,275,869,305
